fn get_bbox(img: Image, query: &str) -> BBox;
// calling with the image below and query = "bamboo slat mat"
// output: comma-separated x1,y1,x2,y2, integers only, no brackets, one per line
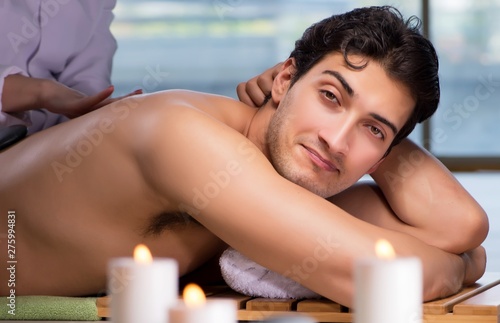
97,272,500,322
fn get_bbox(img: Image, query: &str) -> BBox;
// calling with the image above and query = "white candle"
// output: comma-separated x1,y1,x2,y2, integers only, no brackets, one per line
354,239,422,323
108,244,178,323
204,298,238,323
169,283,237,323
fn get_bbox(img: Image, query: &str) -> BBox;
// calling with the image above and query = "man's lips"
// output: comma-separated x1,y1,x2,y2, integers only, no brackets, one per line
302,145,338,172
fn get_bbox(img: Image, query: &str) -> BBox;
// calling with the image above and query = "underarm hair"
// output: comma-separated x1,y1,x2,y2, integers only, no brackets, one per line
143,211,201,236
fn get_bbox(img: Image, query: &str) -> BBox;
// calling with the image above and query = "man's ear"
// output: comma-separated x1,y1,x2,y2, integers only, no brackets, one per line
271,58,296,105
366,157,385,174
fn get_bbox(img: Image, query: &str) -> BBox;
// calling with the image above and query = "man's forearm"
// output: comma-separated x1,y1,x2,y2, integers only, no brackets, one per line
327,181,486,301
370,139,488,254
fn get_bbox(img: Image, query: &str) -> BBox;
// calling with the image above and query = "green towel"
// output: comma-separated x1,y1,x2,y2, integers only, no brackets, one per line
0,296,100,321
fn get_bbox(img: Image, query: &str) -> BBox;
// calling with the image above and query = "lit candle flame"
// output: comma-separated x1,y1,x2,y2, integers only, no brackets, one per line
133,244,153,264
183,283,206,308
375,239,396,259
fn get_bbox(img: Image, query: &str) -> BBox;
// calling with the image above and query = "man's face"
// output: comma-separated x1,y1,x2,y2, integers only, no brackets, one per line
266,53,415,198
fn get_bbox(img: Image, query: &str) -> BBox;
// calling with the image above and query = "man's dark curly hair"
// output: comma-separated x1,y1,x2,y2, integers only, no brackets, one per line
289,6,440,149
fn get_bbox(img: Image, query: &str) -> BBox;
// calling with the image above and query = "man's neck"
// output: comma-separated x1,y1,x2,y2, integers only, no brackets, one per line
243,103,276,160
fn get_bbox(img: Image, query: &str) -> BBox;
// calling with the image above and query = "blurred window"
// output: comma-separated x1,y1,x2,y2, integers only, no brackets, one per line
111,0,499,168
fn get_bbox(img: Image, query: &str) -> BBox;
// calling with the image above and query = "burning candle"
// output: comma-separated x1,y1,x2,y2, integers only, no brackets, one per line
354,239,422,323
169,283,237,323
108,244,178,323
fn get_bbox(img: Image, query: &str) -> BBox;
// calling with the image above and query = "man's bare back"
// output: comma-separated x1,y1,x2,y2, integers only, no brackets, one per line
0,90,253,296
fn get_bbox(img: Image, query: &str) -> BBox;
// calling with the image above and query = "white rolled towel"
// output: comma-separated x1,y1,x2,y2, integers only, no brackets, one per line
219,247,321,299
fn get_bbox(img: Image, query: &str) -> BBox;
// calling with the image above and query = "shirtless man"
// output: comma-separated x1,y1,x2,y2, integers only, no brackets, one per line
0,6,488,307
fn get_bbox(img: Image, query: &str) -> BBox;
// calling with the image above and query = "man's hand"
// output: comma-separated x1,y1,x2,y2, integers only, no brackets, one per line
39,79,142,119
237,63,282,107
462,246,487,286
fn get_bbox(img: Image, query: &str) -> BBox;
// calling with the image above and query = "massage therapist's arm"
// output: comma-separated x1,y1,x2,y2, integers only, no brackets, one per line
1,74,140,119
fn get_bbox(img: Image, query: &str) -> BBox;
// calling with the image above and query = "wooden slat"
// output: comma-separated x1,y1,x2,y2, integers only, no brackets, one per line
423,313,499,322
96,296,110,318
424,285,484,315
424,272,500,315
453,284,500,316
208,293,253,310
237,310,302,321
300,312,352,323
245,298,297,311
96,273,500,323
96,287,251,315
238,311,499,323
296,299,342,313
237,309,352,322
96,296,110,308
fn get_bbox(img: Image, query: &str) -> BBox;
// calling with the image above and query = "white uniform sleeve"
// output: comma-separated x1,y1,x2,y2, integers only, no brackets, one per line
0,65,31,127
56,0,117,95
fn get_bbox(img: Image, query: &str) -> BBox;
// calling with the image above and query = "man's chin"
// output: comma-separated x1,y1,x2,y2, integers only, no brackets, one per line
297,179,347,199
277,167,347,198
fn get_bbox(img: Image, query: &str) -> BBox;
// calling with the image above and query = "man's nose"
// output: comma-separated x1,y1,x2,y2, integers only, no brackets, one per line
317,118,352,156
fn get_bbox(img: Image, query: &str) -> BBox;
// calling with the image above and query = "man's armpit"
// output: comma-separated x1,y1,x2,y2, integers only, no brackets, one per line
143,211,201,236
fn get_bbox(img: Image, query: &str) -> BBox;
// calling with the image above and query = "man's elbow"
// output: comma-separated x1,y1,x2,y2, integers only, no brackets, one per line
444,206,489,254
470,207,489,246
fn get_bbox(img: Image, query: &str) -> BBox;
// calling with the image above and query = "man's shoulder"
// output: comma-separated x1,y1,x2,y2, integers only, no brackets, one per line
112,89,255,134
107,90,258,162
120,91,276,213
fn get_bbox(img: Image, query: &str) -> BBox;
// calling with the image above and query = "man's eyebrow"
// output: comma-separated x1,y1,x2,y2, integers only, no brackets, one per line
322,70,398,135
322,70,354,97
370,113,398,135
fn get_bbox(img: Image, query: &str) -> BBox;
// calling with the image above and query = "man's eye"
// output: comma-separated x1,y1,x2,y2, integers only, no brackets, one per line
369,125,384,139
320,90,339,104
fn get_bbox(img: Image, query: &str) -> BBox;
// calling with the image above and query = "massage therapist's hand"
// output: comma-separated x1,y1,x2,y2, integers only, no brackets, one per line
38,79,142,119
1,74,142,119
237,62,282,107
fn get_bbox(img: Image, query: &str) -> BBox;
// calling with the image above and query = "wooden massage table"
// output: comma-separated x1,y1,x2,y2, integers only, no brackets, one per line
96,272,500,322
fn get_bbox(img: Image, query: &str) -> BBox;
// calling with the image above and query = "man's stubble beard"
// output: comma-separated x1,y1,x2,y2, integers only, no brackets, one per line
265,93,345,199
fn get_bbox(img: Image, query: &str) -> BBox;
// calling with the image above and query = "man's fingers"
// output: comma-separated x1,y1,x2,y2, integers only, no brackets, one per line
244,80,268,107
237,82,258,107
237,63,284,108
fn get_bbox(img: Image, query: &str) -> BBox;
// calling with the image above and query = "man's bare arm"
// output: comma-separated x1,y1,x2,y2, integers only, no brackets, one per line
328,181,486,285
138,105,479,307
368,139,489,254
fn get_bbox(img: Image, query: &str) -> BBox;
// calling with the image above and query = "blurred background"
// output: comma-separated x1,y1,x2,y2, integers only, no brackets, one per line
110,0,499,272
